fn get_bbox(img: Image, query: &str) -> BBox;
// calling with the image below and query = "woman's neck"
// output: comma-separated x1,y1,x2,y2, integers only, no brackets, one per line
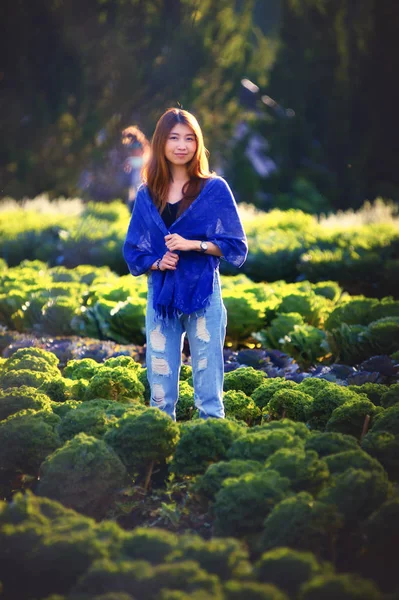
169,164,189,183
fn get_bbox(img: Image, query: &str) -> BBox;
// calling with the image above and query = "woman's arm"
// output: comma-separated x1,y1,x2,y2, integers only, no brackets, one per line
164,234,222,257
149,251,180,271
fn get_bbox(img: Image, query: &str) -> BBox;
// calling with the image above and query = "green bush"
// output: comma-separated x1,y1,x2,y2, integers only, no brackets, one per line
137,560,222,597
257,419,311,440
275,292,331,328
224,367,267,396
168,534,252,581
380,383,399,408
37,433,128,518
371,404,399,435
325,398,383,438
51,399,82,418
326,323,370,365
179,364,193,381
223,292,265,342
265,389,314,422
312,281,342,303
103,355,142,372
176,381,195,421
347,383,389,406
364,316,399,355
324,449,386,476
252,379,297,411
227,429,304,462
170,419,245,476
158,592,217,600
4,355,59,378
43,377,72,403
264,449,329,495
40,297,80,336
0,291,27,328
3,346,59,369
0,368,55,390
104,408,180,482
68,378,90,401
305,432,359,457
75,297,147,345
260,492,343,560
297,378,332,398
298,573,382,600
223,390,261,425
0,386,52,421
120,528,178,565
84,366,145,403
0,491,123,600
58,399,144,441
138,366,151,404
63,358,100,380
324,298,379,331
73,559,221,599
0,409,61,473
257,313,305,349
306,385,367,430
223,580,288,600
361,430,399,481
281,325,328,368
255,547,330,598
318,468,391,525
359,498,399,593
213,470,291,537
192,459,260,502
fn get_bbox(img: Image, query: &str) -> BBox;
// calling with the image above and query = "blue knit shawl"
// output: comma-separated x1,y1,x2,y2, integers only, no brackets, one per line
123,176,248,318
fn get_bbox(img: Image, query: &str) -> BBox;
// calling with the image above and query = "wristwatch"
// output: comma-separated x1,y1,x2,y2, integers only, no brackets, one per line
200,241,208,253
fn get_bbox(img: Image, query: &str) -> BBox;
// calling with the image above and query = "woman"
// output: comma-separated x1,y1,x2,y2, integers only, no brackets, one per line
123,108,247,420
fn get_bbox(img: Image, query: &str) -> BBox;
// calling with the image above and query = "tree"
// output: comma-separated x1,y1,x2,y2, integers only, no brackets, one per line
0,0,273,199
262,0,399,208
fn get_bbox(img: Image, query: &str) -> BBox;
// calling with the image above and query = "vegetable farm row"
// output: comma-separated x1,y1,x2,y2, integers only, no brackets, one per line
1,199,399,296
1,261,399,368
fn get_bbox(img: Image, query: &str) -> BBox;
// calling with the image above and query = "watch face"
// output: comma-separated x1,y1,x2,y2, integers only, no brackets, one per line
200,241,208,251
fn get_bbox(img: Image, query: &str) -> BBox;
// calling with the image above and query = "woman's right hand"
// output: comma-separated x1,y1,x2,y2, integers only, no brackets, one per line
159,251,179,271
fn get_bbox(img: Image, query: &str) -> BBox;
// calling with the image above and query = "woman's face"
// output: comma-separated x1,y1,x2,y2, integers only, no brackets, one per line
164,123,197,167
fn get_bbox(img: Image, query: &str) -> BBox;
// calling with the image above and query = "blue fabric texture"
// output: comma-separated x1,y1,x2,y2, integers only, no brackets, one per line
123,176,248,318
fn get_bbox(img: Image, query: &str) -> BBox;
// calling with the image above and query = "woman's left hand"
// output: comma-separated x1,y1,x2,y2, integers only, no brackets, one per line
164,233,193,252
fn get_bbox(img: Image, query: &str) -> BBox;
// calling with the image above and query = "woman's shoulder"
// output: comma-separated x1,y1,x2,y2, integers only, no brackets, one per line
203,175,235,199
136,182,148,194
135,183,151,202
203,175,231,191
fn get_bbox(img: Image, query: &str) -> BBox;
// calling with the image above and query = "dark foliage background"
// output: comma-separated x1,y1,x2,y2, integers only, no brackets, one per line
0,0,398,209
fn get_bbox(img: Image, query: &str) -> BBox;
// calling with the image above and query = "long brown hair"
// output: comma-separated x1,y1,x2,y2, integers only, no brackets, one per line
143,108,213,215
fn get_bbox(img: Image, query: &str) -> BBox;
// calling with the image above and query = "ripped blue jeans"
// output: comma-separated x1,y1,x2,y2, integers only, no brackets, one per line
145,272,227,420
